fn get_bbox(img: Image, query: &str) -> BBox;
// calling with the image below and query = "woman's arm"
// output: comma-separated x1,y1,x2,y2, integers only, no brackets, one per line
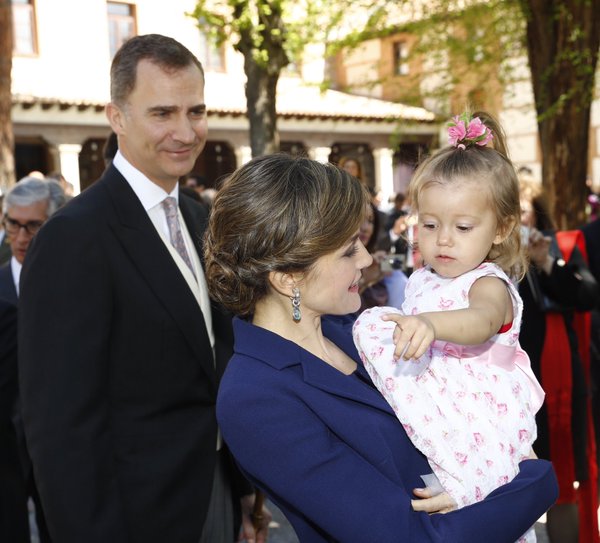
218,361,557,543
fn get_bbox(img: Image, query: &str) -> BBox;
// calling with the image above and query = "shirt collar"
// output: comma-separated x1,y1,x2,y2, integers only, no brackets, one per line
11,256,22,296
113,150,178,211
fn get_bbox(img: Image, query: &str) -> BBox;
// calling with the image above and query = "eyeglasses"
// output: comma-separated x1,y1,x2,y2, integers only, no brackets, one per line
3,216,45,236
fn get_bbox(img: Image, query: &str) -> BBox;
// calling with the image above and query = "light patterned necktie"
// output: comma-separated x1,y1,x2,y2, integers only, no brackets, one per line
162,196,196,277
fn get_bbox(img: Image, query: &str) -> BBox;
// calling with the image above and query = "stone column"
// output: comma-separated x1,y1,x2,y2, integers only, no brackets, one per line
373,147,394,207
234,145,252,167
57,143,82,195
309,147,332,164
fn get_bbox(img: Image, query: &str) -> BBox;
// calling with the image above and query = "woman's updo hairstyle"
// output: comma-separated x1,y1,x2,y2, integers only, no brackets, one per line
205,153,370,316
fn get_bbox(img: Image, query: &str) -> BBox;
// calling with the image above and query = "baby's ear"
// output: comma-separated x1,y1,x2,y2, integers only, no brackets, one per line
494,218,517,245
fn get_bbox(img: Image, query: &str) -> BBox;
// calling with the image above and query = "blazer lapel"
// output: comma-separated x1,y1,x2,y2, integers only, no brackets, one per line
103,170,216,386
300,350,395,416
306,317,395,415
238,317,394,415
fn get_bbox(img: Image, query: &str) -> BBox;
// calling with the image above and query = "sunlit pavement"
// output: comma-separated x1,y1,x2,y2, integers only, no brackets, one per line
29,497,554,542
266,499,551,543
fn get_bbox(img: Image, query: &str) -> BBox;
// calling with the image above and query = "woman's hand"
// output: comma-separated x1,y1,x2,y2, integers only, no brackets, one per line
527,228,553,273
411,488,457,515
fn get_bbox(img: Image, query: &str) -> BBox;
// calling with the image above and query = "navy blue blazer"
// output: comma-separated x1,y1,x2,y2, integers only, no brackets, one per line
217,316,558,543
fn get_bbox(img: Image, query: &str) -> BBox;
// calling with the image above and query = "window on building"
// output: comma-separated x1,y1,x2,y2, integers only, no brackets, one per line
107,2,136,58
12,0,37,56
197,29,225,72
393,41,409,76
198,33,224,71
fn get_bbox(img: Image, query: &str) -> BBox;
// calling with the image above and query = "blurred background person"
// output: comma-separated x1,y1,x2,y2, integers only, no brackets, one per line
0,195,11,266
385,192,410,269
102,130,119,170
581,214,600,499
0,175,66,543
518,176,599,543
338,156,363,182
46,171,74,199
0,177,65,302
339,156,390,250
357,201,408,311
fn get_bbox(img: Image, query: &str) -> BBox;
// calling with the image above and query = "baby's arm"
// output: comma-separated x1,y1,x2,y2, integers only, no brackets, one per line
383,276,512,360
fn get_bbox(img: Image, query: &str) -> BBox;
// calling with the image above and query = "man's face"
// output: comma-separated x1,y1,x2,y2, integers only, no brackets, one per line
107,60,208,192
6,200,49,263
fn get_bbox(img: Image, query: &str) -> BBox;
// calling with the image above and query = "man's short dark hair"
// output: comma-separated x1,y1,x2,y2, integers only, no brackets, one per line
110,34,204,106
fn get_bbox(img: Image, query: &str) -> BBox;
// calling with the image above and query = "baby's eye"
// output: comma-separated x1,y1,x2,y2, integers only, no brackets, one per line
422,222,437,230
457,225,473,232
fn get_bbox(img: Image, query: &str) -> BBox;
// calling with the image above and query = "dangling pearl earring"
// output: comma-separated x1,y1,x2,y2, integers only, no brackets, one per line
291,287,301,322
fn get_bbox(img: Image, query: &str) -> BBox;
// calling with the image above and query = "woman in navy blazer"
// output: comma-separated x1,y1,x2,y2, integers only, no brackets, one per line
205,154,558,542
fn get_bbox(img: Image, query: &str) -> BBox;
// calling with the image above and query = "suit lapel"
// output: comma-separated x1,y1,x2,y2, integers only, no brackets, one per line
103,169,216,386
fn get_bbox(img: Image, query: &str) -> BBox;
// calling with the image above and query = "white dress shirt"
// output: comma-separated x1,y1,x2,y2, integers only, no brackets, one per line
112,151,214,348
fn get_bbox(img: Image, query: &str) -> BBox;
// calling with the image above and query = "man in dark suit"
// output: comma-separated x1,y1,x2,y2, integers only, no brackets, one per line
19,34,263,543
0,196,11,266
0,176,65,306
0,176,65,543
0,300,28,542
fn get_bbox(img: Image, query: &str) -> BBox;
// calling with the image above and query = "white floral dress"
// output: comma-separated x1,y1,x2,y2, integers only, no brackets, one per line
353,263,544,543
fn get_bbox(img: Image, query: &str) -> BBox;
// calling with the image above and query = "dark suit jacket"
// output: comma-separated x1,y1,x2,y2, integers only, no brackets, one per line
0,264,17,306
218,316,558,543
0,235,11,267
18,165,244,543
0,300,29,542
583,218,600,285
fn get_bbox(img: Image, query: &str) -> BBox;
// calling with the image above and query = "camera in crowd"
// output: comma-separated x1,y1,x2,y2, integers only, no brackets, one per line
380,253,407,273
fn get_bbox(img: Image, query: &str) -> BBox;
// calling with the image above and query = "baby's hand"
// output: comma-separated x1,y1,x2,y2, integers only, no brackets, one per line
381,313,435,360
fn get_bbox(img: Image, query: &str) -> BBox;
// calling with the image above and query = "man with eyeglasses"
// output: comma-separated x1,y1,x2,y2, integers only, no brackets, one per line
0,177,65,304
0,195,12,266
0,175,65,543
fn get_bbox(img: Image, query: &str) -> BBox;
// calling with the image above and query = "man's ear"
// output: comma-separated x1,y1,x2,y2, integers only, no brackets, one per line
268,271,298,297
106,103,125,135
494,217,517,245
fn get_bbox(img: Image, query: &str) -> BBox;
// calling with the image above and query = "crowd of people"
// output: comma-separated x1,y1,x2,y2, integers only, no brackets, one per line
0,32,598,543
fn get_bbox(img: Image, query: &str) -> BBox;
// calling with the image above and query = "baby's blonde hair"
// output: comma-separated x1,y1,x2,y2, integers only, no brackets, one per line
409,111,527,279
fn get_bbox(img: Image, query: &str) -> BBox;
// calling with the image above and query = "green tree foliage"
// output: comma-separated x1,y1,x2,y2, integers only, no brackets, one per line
189,0,393,157
191,1,600,227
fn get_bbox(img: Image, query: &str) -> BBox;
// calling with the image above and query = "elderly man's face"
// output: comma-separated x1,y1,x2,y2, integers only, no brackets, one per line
5,201,49,263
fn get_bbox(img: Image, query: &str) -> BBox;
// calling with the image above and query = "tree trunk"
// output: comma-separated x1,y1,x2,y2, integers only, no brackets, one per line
0,0,15,190
522,0,600,229
233,0,289,158
243,59,280,157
